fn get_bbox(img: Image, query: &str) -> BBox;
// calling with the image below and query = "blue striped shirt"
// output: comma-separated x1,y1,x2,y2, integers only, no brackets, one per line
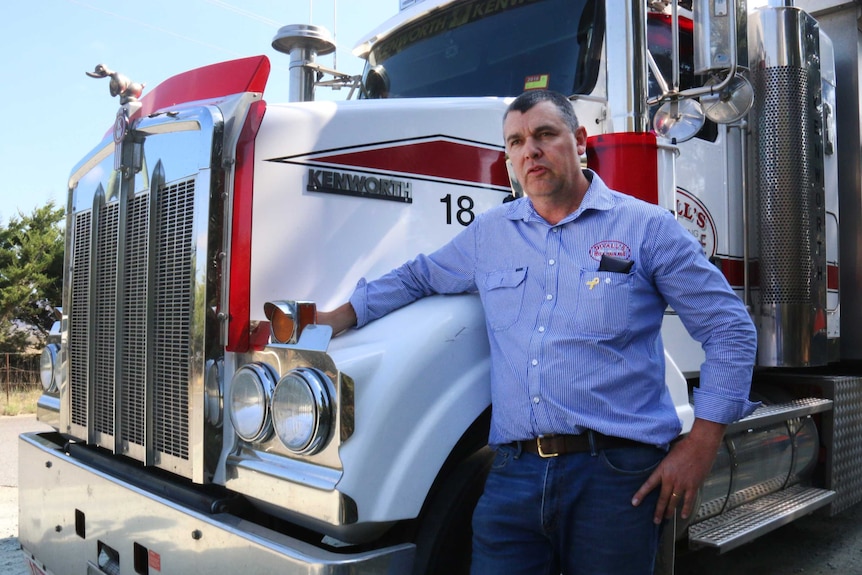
350,171,758,446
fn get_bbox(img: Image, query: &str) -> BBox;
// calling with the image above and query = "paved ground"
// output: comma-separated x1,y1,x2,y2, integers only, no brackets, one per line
3,414,862,574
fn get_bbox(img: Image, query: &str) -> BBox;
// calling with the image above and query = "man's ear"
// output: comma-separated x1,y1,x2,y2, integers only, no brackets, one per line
575,125,587,155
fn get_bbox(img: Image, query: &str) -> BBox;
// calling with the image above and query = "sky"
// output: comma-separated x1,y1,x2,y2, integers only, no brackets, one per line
0,0,398,224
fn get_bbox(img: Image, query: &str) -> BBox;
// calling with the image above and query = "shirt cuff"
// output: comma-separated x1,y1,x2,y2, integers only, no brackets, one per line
348,278,369,328
692,387,761,425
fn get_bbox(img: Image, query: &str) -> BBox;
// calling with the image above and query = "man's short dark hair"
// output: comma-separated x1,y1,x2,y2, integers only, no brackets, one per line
504,90,580,133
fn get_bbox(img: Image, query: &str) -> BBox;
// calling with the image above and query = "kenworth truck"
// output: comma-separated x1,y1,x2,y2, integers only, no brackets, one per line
19,0,862,573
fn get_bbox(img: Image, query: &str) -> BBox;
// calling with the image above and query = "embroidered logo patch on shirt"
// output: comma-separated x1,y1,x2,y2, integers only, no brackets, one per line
589,240,631,261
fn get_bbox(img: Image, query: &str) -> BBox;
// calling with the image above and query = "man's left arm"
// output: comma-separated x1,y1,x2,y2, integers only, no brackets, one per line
631,211,758,523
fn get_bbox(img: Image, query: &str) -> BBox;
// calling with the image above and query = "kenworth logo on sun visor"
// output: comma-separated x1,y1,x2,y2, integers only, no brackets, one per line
307,168,413,203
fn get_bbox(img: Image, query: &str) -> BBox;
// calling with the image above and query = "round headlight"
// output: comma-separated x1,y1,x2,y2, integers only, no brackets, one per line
40,344,59,392
229,363,276,442
271,368,334,455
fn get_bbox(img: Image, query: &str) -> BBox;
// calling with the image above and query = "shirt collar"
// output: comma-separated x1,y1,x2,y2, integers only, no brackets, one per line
504,169,616,224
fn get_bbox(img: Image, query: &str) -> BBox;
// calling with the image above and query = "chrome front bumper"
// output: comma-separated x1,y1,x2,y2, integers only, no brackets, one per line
18,432,414,575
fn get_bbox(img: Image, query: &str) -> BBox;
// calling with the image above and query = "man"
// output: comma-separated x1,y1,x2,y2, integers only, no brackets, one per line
318,90,757,574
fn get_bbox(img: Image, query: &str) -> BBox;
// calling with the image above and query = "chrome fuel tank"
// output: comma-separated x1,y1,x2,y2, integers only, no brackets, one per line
698,416,819,521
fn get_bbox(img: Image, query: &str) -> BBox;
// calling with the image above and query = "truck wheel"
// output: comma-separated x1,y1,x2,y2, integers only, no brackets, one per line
411,446,494,575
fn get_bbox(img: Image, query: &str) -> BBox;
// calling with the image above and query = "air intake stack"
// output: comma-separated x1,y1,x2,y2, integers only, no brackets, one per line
272,24,336,102
748,7,828,367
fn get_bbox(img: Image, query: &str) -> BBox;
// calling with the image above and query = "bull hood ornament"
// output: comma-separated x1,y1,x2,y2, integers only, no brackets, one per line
86,64,145,105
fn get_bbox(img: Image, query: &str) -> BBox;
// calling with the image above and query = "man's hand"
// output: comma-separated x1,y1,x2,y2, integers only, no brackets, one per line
631,418,726,524
317,302,358,336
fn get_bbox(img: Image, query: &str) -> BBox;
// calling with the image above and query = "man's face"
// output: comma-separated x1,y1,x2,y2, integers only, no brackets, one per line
503,100,587,202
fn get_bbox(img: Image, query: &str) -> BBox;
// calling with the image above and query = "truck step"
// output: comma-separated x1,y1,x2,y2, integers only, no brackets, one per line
688,484,835,553
726,397,833,434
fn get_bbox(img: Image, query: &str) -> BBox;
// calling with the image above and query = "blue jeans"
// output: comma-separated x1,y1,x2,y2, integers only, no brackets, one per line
470,441,666,575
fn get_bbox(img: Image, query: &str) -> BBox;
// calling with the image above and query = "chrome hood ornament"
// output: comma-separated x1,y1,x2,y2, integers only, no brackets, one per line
86,64,145,104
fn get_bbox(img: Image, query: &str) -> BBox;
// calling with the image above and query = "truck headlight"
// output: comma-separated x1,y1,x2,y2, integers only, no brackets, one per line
40,344,60,392
271,368,334,455
229,363,276,442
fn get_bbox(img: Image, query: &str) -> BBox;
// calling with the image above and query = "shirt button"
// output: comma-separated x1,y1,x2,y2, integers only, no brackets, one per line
533,396,541,404
538,326,546,332
549,259,556,265
531,359,538,366
546,294,553,300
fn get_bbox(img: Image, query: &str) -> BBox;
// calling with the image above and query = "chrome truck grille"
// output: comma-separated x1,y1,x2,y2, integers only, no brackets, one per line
67,176,202,479
59,95,242,485
62,103,225,483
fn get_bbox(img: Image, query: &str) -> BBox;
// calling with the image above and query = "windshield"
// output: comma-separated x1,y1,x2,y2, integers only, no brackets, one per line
362,0,603,98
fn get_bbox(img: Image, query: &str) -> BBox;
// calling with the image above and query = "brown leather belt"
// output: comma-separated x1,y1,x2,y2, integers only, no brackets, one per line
515,432,646,458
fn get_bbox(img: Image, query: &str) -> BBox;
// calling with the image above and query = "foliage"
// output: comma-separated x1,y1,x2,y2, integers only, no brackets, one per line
0,384,41,416
0,202,64,352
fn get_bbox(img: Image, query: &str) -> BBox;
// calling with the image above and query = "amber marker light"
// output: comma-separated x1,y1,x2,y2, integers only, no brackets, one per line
263,301,318,344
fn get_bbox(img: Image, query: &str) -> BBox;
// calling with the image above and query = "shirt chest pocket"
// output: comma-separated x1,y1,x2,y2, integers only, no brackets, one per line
574,270,633,337
483,268,528,331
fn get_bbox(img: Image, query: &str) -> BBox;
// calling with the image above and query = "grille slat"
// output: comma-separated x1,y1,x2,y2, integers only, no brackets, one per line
93,203,120,440
153,180,195,461
122,194,150,448
70,212,92,428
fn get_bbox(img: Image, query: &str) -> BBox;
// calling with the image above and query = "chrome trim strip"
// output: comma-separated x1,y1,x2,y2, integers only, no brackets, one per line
114,137,133,456
68,141,114,191
145,160,165,468
225,451,348,525
36,394,60,429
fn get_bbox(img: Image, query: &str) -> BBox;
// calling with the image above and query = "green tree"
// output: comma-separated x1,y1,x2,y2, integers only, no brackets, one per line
0,202,64,352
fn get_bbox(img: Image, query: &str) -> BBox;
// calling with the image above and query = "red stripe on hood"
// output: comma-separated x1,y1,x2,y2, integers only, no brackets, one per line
309,139,509,188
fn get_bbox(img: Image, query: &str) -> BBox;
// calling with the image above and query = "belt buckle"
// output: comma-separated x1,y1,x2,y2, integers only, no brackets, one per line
536,436,559,458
